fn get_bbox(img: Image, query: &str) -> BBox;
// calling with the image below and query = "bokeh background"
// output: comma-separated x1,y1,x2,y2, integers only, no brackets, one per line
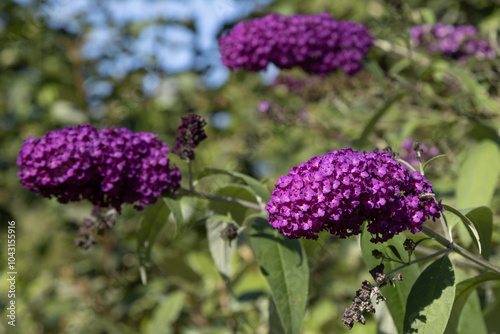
1,0,500,333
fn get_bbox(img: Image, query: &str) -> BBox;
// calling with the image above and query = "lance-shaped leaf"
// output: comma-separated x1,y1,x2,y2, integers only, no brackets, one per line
198,168,271,206
443,203,482,255
137,197,183,284
148,291,185,334
164,196,184,236
206,215,238,283
269,298,287,334
456,140,500,209
403,255,455,334
464,206,493,260
137,198,171,284
250,217,309,334
444,271,500,334
208,184,260,224
356,94,403,147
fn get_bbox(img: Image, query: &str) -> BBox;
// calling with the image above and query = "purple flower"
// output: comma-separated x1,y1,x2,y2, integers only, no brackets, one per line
410,23,496,61
399,138,439,167
265,148,443,243
257,100,272,113
17,125,181,211
219,13,374,76
173,114,207,160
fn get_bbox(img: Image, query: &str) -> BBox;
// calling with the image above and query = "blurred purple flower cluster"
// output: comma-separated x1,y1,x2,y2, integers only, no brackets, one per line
265,148,443,243
399,138,439,166
17,125,181,211
219,13,374,76
410,23,496,61
173,114,207,160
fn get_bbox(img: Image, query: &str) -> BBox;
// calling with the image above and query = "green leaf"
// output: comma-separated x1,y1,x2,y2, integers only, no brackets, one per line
361,227,421,333
456,140,500,209
387,245,404,263
206,215,238,282
250,217,309,334
269,298,287,334
418,8,436,24
461,206,493,260
356,94,404,147
365,60,386,93
443,203,482,255
403,256,456,334
444,272,500,334
163,196,184,236
389,58,413,75
448,68,499,112
208,184,259,224
464,206,493,260
148,291,185,334
454,140,500,247
484,283,500,333
198,168,271,206
137,198,171,284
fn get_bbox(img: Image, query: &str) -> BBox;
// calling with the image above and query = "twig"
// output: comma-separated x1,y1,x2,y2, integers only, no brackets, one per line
415,245,484,271
422,226,500,274
178,187,263,211
384,248,450,279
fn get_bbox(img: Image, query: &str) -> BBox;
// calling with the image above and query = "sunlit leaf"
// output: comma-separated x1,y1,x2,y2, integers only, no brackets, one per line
403,255,455,334
206,214,238,282
198,168,271,206
444,270,498,334
443,203,482,255
208,184,259,224
148,291,185,334
164,196,184,236
250,217,309,334
137,198,172,284
456,140,500,209
450,206,494,260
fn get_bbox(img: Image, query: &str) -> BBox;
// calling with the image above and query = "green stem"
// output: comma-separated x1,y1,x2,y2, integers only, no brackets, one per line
187,158,194,191
384,248,450,281
415,245,484,271
178,187,263,212
422,225,500,274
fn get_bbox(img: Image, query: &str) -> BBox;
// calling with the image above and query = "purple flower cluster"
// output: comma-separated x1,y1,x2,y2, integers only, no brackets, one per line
17,125,181,211
219,13,374,76
399,138,439,167
410,23,496,61
265,148,443,243
173,114,207,160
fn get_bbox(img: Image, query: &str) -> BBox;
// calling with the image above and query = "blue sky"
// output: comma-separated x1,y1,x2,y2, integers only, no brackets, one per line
12,0,274,96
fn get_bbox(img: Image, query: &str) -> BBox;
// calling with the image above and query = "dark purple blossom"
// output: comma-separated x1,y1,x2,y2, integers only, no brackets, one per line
399,138,439,167
17,125,181,211
74,206,117,249
265,148,443,243
173,114,207,160
410,23,496,61
219,13,374,76
343,264,403,330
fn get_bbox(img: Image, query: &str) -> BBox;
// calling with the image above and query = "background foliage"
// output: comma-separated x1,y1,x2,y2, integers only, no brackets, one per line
1,0,500,333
